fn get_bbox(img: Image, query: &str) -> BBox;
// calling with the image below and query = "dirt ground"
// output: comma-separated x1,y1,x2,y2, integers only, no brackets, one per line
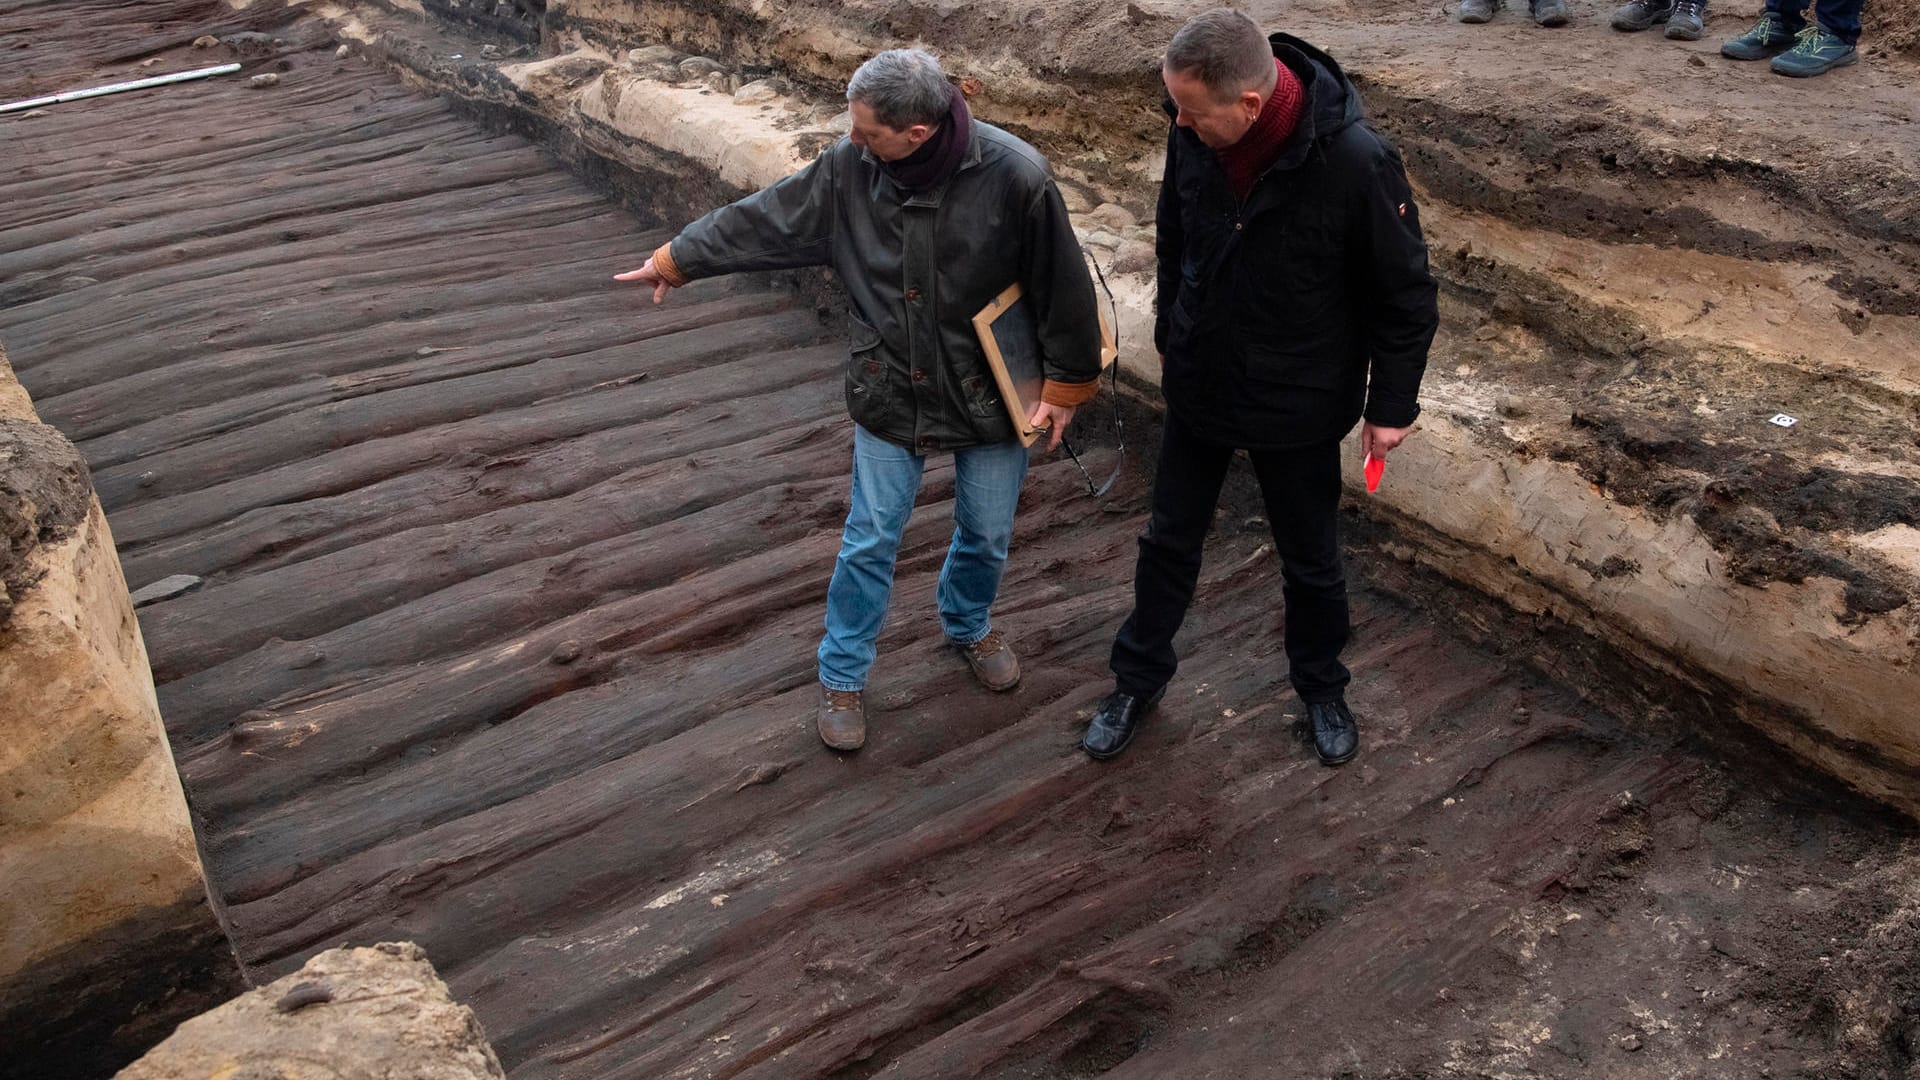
7,2,1920,1079
1868,4,1920,60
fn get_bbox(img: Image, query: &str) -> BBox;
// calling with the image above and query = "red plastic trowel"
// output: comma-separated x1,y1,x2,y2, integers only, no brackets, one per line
1364,454,1385,493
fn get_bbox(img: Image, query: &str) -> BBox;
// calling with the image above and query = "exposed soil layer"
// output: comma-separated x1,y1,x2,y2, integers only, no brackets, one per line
0,411,91,627
8,5,1920,1079
1868,3,1920,62
310,0,1920,579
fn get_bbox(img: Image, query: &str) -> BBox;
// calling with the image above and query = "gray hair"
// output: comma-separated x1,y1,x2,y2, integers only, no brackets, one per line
1165,8,1276,102
846,48,953,130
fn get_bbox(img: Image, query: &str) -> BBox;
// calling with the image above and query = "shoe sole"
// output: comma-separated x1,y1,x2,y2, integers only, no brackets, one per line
1459,13,1493,22
1081,730,1135,762
1773,52,1857,76
1611,12,1671,30
967,669,1021,692
1317,743,1359,767
1536,14,1569,26
1665,23,1702,39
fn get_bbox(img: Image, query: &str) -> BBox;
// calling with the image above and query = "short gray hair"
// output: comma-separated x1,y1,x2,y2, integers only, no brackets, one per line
1165,8,1276,102
846,48,952,130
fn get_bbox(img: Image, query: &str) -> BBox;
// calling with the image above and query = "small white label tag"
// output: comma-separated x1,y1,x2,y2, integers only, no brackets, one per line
1769,414,1797,428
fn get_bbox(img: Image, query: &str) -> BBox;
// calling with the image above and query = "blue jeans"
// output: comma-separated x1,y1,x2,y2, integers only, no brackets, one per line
1766,0,1863,43
817,425,1029,692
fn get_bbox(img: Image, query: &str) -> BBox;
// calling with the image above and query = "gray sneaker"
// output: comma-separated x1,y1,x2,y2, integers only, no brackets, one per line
1533,0,1570,26
1665,0,1707,39
1458,0,1497,22
1721,11,1796,59
1612,0,1673,30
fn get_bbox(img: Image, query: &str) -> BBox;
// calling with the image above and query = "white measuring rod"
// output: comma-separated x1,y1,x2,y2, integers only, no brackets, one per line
1,63,245,116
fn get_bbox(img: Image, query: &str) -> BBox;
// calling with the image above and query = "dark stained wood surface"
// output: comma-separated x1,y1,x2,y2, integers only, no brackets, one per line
6,6,1914,1079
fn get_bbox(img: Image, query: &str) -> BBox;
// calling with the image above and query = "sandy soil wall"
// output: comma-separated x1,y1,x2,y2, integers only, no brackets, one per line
117,942,504,1080
0,343,241,1078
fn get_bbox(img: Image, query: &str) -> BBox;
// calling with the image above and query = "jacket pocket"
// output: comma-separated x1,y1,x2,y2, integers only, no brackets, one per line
1162,287,1200,355
846,312,894,425
960,373,1003,420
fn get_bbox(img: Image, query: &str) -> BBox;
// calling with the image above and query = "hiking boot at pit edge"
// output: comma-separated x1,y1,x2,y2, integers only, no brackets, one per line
1665,0,1707,39
1458,0,1497,23
1612,0,1673,30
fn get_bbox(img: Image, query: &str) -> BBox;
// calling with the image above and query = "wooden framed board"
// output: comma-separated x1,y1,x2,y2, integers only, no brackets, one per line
971,283,1118,447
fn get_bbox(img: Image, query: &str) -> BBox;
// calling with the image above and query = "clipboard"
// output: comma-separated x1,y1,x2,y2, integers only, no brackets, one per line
971,283,1118,447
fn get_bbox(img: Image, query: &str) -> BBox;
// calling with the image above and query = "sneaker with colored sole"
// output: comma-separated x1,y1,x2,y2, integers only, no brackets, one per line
1770,24,1858,76
1721,11,1796,59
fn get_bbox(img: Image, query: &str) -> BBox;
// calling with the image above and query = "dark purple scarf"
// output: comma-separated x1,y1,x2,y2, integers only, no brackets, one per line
878,84,971,193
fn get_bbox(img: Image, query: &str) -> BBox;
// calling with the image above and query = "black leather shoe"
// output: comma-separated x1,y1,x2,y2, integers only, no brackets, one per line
1081,688,1164,761
1307,700,1359,766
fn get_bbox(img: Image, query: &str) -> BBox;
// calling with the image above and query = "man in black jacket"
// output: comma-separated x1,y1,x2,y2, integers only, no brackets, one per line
1081,10,1438,766
618,49,1102,753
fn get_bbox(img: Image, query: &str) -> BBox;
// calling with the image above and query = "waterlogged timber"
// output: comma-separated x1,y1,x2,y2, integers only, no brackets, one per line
4,4,1920,1079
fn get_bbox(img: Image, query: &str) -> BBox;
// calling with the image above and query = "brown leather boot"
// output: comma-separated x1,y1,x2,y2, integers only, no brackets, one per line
952,629,1020,692
816,685,866,751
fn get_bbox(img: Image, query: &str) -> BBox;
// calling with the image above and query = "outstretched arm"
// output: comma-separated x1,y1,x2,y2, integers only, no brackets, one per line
614,148,840,303
612,257,673,304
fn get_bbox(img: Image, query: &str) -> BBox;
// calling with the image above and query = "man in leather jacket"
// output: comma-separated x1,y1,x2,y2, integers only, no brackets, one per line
1081,10,1438,767
618,49,1103,752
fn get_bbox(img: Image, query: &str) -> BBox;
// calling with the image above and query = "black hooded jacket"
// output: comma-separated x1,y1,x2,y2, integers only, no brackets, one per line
1155,33,1438,449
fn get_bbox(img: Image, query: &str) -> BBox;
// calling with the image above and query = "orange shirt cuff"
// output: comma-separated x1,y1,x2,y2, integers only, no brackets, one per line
1041,378,1100,408
652,241,690,287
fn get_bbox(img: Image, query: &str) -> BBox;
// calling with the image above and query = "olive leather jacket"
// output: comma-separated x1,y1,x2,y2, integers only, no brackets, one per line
655,121,1103,453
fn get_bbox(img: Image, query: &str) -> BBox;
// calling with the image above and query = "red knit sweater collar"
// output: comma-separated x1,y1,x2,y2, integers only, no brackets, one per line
1216,58,1305,203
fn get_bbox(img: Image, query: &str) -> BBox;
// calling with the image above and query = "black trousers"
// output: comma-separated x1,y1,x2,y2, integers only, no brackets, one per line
1110,411,1351,703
